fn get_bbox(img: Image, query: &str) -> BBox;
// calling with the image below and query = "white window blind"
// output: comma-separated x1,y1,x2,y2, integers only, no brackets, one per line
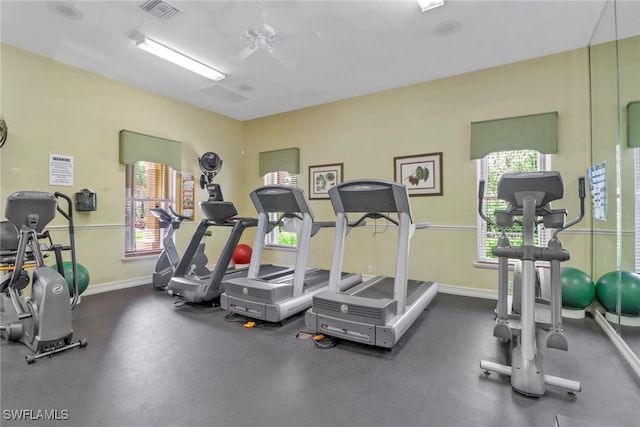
263,171,299,247
125,161,176,255
477,150,551,264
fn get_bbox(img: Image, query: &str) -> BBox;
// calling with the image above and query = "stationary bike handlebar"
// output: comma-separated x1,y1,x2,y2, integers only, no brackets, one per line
168,205,191,222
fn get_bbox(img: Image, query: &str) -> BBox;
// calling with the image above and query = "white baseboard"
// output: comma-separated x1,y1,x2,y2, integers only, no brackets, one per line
438,283,498,300
604,310,640,327
82,276,150,296
81,277,499,300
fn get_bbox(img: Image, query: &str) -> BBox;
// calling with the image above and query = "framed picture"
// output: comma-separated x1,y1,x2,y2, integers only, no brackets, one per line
394,152,443,196
309,163,343,199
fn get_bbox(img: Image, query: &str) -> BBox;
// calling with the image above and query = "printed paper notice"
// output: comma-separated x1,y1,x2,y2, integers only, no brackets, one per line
588,162,606,221
49,154,74,186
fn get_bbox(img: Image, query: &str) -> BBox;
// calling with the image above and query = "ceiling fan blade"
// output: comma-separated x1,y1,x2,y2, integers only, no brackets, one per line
230,45,257,65
264,23,277,37
269,48,296,69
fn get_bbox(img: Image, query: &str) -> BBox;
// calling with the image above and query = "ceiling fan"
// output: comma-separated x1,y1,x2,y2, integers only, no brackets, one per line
229,5,319,69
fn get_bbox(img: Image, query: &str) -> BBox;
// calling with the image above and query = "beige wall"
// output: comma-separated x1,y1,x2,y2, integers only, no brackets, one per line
0,44,245,287
1,43,593,292
244,48,592,290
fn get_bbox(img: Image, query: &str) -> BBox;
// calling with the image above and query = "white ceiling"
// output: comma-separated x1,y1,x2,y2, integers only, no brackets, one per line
1,1,637,121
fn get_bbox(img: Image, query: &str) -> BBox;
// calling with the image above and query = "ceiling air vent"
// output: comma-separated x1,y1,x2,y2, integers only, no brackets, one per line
139,0,181,22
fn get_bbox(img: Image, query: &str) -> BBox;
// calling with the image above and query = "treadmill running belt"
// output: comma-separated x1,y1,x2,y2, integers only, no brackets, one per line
302,270,353,290
354,277,427,300
302,269,331,289
273,269,348,290
223,264,290,280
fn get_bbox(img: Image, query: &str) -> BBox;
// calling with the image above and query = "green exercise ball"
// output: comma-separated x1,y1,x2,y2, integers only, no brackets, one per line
561,267,596,309
53,261,90,297
596,271,640,317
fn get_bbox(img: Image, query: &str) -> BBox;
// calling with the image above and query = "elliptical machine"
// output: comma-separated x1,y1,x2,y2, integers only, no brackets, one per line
478,171,585,396
150,205,210,290
0,191,87,363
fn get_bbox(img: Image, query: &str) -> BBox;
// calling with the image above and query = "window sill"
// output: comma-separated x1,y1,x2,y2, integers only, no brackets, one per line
123,251,161,262
473,262,502,270
264,245,297,252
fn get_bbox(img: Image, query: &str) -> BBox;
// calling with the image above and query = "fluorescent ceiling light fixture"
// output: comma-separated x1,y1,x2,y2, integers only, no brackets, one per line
136,36,225,81
417,0,444,12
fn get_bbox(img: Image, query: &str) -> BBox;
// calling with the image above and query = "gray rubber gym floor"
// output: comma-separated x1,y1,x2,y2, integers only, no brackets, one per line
620,325,640,358
1,287,639,427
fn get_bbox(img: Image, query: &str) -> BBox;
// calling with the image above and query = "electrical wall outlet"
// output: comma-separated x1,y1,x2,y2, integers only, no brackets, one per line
367,265,373,273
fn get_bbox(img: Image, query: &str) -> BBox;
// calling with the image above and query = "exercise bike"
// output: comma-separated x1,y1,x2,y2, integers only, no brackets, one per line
0,191,87,364
478,171,585,396
166,152,294,305
150,205,210,290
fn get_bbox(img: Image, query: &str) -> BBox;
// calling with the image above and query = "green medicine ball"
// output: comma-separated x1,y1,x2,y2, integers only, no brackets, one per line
596,271,640,317
53,261,90,297
561,267,596,309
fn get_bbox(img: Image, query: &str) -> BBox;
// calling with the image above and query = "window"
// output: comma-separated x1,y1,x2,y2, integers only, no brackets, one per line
125,161,176,256
477,150,551,264
263,171,298,247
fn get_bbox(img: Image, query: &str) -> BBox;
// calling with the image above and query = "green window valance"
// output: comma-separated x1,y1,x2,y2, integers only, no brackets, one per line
628,101,640,149
119,130,182,170
470,112,558,159
258,148,300,176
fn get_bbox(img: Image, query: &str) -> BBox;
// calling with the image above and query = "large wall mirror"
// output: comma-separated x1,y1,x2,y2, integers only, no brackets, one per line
589,0,640,370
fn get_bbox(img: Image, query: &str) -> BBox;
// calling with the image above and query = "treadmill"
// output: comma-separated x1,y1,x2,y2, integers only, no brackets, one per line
305,179,439,348
220,185,362,323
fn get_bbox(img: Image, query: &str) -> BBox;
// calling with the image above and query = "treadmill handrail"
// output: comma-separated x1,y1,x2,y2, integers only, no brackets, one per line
348,213,429,230
266,214,340,237
349,212,399,227
311,221,335,237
